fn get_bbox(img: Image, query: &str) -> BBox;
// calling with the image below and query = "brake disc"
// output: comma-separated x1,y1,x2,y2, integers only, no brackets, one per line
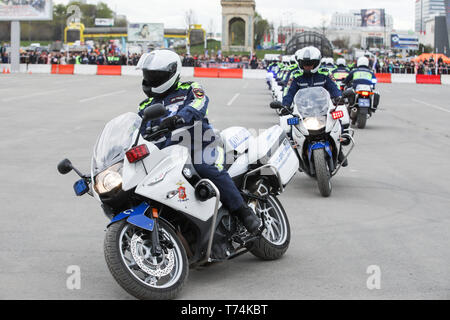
130,234,175,278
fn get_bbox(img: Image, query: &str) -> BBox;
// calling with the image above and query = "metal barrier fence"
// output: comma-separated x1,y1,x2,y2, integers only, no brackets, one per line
378,66,450,75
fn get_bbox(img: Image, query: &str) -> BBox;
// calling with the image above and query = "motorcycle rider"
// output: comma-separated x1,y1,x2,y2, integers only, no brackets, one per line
136,49,262,235
332,58,350,90
281,46,350,166
282,46,342,108
343,56,379,112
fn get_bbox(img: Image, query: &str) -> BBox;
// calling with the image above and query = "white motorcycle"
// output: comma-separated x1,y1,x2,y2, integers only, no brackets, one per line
57,104,298,300
272,87,355,197
347,84,380,129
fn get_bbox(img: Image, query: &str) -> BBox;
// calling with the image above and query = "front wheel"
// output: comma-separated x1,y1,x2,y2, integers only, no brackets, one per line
313,148,332,197
104,219,188,300
248,195,291,260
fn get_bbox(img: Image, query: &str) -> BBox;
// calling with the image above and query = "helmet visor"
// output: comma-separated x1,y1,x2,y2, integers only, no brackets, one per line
299,59,320,70
143,62,177,87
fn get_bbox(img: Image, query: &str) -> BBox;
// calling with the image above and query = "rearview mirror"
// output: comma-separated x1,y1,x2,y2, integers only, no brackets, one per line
142,103,167,122
270,101,283,109
57,159,73,175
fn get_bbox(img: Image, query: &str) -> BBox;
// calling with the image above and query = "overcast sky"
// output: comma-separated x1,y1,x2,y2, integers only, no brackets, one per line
55,0,415,32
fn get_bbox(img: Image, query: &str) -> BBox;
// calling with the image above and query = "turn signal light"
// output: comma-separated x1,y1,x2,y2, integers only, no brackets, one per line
331,110,344,120
126,145,150,163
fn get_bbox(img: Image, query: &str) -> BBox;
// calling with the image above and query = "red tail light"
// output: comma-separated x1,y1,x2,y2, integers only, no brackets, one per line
331,110,344,120
126,145,150,163
356,91,374,97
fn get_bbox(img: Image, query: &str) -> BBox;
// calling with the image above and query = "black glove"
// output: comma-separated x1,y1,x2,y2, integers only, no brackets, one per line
280,106,293,116
332,96,344,106
159,115,182,131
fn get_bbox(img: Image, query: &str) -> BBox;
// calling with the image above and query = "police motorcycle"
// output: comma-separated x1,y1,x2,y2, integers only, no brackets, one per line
271,87,355,197
57,104,298,300
332,59,350,91
271,56,295,115
346,80,380,129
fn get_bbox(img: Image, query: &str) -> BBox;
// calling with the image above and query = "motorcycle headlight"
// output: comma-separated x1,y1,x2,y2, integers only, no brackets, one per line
303,117,326,131
94,162,123,194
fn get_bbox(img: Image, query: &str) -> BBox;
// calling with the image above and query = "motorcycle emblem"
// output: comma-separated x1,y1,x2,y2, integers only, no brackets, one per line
176,181,188,202
178,186,187,200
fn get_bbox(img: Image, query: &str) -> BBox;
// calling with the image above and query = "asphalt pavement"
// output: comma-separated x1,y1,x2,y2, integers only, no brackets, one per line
0,73,449,299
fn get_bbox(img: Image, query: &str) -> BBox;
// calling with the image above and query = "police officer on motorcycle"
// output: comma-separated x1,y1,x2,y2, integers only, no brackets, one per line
332,58,350,90
282,46,342,108
136,49,262,235
280,46,350,166
343,56,377,89
343,56,379,112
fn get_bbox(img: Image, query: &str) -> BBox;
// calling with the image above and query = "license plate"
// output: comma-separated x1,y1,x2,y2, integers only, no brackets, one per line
358,98,371,107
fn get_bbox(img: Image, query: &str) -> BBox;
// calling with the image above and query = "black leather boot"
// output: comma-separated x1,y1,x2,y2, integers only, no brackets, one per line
232,204,262,234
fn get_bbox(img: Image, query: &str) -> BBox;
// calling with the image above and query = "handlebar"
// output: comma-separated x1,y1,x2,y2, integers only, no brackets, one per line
143,117,186,141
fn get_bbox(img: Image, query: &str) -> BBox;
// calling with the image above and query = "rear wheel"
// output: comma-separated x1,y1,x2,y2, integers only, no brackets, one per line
104,220,188,300
357,108,368,129
313,148,332,197
248,195,290,260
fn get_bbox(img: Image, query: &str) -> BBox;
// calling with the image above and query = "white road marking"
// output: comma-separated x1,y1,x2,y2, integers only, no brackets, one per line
79,90,127,103
1,88,66,102
227,93,240,106
411,98,450,114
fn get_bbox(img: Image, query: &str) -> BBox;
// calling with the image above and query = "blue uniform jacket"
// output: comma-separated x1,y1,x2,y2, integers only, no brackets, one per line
343,67,377,89
282,70,342,107
138,81,214,155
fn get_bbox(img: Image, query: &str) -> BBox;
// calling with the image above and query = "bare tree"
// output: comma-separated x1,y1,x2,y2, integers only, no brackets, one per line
185,9,197,29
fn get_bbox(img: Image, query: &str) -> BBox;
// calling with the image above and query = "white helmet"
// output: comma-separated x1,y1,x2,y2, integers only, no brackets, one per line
282,55,291,65
357,56,369,68
137,49,182,97
336,58,346,67
295,46,322,74
290,55,297,65
326,57,334,65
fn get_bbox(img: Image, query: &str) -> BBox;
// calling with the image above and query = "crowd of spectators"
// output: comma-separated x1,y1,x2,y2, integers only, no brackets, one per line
3,49,265,69
181,53,263,69
375,57,450,75
2,41,448,73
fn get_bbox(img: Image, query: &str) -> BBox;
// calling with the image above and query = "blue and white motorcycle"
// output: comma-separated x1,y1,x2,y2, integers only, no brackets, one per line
57,104,298,299
272,87,355,197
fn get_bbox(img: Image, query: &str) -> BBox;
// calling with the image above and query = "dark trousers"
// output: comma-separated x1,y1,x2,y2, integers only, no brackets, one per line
194,163,244,213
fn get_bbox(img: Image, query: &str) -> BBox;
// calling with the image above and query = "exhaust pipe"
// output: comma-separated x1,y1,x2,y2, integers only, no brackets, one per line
350,107,358,119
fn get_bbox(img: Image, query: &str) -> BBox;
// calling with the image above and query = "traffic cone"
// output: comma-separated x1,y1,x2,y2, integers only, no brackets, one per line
6,68,10,74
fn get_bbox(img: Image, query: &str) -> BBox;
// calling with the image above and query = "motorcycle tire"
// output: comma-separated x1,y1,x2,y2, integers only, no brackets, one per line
357,108,368,129
248,195,290,260
313,148,332,197
104,219,188,300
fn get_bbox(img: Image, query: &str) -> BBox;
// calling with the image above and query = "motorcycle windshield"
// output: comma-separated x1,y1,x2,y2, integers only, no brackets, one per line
92,112,142,176
294,87,331,118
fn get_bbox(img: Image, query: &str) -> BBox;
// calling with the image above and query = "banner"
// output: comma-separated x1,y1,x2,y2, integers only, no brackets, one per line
361,9,386,27
95,18,114,26
0,0,53,21
128,23,164,46
391,34,419,50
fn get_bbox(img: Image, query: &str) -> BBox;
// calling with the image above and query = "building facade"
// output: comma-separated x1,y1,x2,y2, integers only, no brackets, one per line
330,10,393,30
415,0,446,33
